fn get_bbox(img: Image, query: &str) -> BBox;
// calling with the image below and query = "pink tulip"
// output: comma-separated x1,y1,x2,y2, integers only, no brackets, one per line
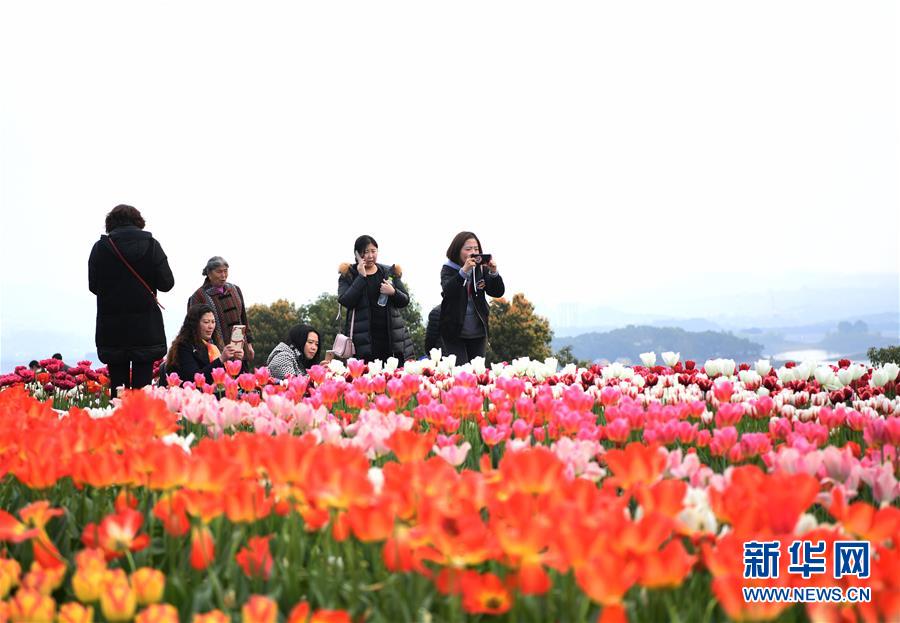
210,367,228,386
713,380,734,403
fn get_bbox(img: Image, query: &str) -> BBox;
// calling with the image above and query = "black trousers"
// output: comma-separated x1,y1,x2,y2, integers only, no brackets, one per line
108,361,153,398
441,336,486,365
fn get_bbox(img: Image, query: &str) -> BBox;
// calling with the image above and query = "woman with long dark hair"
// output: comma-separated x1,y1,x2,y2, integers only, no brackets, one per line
337,235,415,362
162,304,243,385
266,324,322,380
439,231,505,364
88,204,174,397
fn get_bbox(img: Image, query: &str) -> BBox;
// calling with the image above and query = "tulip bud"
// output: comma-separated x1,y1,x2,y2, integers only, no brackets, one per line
241,595,278,623
193,611,232,623
100,574,137,622
639,352,656,368
57,603,95,623
131,568,166,605
190,526,216,571
135,603,180,623
9,587,56,622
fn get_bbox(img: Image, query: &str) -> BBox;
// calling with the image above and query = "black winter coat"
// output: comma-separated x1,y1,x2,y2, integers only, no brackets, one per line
424,304,443,353
159,342,224,387
439,263,505,342
337,263,416,361
88,226,175,364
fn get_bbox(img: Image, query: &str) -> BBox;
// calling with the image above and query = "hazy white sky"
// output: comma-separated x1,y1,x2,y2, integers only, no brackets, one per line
1,1,898,363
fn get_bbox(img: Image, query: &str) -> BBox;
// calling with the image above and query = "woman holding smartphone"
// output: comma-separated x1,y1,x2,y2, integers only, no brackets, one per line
160,304,243,386
337,235,415,362
440,231,505,365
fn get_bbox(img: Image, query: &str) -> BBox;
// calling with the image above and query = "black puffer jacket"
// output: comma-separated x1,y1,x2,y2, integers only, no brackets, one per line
88,226,175,364
337,263,415,361
439,262,505,342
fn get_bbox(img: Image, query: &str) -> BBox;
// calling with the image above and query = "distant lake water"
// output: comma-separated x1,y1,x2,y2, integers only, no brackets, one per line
772,349,842,362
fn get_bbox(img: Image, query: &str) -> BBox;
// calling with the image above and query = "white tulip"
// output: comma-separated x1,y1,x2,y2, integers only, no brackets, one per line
883,363,900,382
837,368,855,387
850,364,866,381
870,368,891,388
721,359,736,377
776,366,795,383
756,360,772,376
470,356,487,375
367,359,383,375
814,366,834,386
429,348,443,364
738,370,761,387
640,352,657,367
704,359,721,377
662,351,680,367
794,362,814,381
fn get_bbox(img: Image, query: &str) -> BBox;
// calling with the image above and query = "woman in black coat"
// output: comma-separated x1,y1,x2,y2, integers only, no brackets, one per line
439,231,505,365
162,304,243,385
337,235,415,362
88,205,175,396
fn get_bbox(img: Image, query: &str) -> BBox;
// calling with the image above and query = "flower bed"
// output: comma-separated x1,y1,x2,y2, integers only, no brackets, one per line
0,353,898,622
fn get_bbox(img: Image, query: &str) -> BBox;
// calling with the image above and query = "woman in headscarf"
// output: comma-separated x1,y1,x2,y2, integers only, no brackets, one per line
265,324,322,380
188,256,255,369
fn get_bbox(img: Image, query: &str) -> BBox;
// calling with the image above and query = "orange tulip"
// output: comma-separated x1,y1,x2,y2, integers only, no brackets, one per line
575,551,639,607
498,446,565,496
96,508,150,557
241,595,278,623
385,429,435,463
190,526,216,571
131,567,166,605
236,536,274,580
0,510,40,542
0,558,22,599
132,442,189,491
460,570,513,615
22,562,66,594
347,500,396,542
9,587,56,622
57,602,95,623
135,604,180,623
152,492,191,537
193,610,231,623
224,479,273,524
181,490,225,524
604,443,666,490
638,539,695,589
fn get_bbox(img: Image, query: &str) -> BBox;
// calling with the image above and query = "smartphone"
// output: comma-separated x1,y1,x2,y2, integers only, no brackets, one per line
323,351,335,363
230,325,245,346
472,253,492,264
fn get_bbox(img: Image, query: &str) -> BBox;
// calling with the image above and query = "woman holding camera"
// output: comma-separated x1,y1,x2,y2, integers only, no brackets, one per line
440,231,505,365
337,235,415,363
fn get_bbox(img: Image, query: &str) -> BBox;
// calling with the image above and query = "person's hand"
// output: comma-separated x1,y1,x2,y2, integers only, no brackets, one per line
221,344,240,362
232,347,244,361
485,258,498,273
380,280,396,296
461,256,478,273
356,254,367,275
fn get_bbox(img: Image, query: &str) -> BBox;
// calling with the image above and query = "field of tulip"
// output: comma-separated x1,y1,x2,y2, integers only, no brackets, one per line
0,351,898,622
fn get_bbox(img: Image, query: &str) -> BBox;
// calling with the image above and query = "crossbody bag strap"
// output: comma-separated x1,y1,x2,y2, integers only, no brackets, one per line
349,309,356,339
106,236,166,310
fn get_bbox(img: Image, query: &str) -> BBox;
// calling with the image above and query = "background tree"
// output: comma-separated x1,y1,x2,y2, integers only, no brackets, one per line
485,293,553,363
246,299,302,363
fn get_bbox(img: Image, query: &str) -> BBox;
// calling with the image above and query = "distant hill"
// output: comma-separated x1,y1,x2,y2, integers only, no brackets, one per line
552,325,764,364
